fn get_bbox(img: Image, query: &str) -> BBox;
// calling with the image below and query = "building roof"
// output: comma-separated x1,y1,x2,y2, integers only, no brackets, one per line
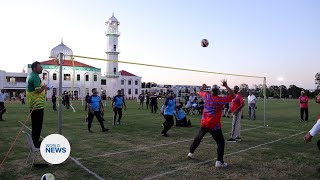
41,59,95,68
119,70,137,76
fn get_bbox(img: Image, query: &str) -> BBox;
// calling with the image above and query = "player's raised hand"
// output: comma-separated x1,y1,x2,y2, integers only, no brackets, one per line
221,79,228,87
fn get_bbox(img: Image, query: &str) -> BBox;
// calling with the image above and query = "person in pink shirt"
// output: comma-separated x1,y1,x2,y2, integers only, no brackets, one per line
299,91,308,122
227,86,245,142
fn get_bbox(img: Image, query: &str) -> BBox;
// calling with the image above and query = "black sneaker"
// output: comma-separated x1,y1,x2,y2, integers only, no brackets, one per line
227,138,236,142
102,128,109,132
236,137,242,141
161,133,168,137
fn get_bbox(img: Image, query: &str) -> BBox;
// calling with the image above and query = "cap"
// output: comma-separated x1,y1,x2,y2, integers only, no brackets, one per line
212,84,220,90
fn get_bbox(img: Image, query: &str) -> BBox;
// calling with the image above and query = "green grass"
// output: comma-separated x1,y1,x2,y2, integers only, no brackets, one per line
0,99,319,180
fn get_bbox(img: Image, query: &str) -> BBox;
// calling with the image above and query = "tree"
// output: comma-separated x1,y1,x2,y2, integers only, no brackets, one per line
151,82,157,87
146,82,151,88
287,85,303,98
279,85,288,98
268,85,279,98
239,83,249,97
315,72,320,89
252,84,263,97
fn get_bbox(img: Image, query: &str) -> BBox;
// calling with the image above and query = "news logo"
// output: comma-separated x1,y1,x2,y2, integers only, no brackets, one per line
40,134,71,164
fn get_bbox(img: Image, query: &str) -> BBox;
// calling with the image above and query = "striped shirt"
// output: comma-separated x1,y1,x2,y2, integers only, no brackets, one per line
26,72,46,110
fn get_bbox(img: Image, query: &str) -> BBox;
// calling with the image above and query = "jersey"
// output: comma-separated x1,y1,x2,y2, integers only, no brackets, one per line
26,71,46,110
87,95,101,111
164,97,176,116
113,95,125,108
199,91,233,129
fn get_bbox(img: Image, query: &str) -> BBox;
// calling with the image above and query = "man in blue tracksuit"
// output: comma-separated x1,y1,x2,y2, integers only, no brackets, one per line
160,91,176,137
87,88,109,133
174,105,191,127
112,90,126,125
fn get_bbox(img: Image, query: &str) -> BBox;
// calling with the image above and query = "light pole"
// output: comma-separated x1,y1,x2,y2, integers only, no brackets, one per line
277,77,283,99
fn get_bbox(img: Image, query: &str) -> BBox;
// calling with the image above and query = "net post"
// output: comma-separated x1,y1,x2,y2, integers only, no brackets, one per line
263,77,266,127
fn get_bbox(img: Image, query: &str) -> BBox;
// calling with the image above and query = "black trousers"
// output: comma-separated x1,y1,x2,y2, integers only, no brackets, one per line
87,111,106,130
197,106,204,114
151,103,158,113
300,108,308,121
139,101,144,109
0,102,6,120
176,117,189,127
21,98,25,104
146,103,149,109
113,107,123,125
161,115,174,134
31,109,44,148
190,127,225,163
65,100,70,109
52,102,57,110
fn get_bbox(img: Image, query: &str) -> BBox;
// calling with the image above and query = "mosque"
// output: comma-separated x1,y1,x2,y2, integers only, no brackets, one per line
0,14,142,100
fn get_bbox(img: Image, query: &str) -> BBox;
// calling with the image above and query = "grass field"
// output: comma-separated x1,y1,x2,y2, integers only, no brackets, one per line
0,99,320,180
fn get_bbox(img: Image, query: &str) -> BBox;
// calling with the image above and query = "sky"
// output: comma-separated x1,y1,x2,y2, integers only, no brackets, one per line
0,0,319,89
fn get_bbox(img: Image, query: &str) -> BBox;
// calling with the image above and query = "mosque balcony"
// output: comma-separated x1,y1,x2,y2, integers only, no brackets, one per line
105,49,120,54
105,31,121,36
105,73,120,78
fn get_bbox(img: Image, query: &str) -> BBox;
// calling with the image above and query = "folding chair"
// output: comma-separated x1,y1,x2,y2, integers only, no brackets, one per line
23,131,40,167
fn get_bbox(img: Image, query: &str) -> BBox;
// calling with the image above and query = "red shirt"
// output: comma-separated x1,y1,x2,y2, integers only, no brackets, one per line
230,93,244,113
199,91,233,129
299,95,308,108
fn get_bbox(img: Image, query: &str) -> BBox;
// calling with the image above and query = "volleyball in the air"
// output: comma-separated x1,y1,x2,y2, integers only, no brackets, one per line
201,39,209,47
41,173,55,180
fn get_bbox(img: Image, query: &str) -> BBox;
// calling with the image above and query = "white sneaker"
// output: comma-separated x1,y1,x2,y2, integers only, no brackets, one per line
215,161,228,168
187,152,193,158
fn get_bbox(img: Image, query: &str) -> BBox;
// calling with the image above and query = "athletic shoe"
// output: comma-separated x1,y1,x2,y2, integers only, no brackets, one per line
102,128,109,132
215,161,228,168
161,133,168,137
187,152,193,159
227,138,236,142
236,137,242,141
88,129,93,133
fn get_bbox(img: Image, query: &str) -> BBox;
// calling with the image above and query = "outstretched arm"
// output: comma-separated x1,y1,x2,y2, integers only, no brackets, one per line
304,120,320,143
221,80,235,98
